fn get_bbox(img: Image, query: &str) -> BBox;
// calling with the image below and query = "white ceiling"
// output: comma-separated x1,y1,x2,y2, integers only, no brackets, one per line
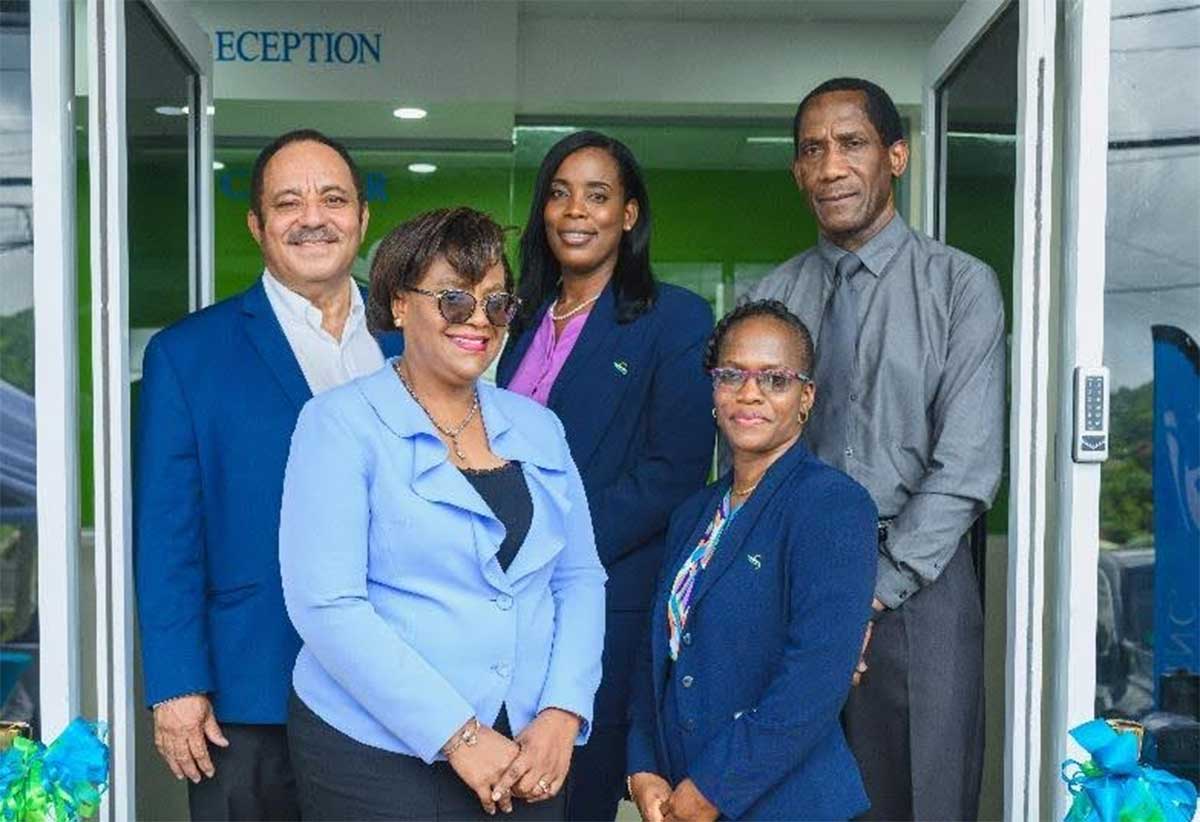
518,1,965,25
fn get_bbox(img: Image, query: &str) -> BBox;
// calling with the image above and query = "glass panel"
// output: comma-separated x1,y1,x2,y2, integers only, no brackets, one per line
1097,1,1199,785
0,2,38,738
124,2,197,817
934,4,1018,817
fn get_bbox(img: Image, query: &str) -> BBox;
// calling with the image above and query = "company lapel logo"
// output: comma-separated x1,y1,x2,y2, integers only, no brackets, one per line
747,554,763,571
215,30,383,65
613,360,629,376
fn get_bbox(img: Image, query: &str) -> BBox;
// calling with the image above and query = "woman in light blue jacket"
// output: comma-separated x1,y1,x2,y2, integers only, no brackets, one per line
279,207,606,820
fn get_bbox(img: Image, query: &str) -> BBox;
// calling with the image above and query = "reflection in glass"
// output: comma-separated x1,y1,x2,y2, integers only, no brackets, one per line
1097,1,1200,787
935,4,1017,816
0,2,39,737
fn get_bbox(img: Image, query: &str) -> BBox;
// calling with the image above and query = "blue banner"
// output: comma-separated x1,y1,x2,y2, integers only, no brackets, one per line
1151,325,1200,704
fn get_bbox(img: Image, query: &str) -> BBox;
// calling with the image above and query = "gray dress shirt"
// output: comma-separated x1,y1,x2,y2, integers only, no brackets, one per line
744,214,1006,608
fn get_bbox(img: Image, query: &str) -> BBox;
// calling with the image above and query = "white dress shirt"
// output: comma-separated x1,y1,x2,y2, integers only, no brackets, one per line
262,270,384,395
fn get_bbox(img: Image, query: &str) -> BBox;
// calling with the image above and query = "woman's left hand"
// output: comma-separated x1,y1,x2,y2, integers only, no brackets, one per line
493,708,581,803
662,778,719,822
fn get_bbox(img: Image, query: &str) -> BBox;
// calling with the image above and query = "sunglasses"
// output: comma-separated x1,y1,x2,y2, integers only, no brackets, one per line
405,287,521,328
709,367,811,394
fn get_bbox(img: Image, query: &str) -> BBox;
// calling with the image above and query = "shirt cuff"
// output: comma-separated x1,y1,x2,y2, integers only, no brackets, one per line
875,553,920,610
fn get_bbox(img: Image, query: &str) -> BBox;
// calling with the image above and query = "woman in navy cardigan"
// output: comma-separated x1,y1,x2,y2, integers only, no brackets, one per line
497,131,715,821
626,301,878,821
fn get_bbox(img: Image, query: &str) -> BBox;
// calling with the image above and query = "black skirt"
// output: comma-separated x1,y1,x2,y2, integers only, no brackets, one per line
287,692,567,821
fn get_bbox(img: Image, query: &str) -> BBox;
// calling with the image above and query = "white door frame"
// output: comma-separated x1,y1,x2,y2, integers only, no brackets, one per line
30,0,82,743
922,2,1058,820
1048,0,1112,816
87,1,212,817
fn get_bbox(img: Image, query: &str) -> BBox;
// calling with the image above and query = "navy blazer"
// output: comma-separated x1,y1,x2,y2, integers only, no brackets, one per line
627,441,878,820
134,280,403,723
497,282,715,725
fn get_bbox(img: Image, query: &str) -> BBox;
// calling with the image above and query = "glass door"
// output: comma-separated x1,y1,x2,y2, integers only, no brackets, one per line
924,2,1057,820
85,1,212,818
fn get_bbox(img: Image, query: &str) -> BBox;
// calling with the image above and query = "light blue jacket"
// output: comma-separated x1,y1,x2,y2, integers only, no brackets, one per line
279,360,607,763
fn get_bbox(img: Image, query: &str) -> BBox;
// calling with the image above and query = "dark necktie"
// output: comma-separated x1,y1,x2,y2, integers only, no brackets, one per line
808,252,863,462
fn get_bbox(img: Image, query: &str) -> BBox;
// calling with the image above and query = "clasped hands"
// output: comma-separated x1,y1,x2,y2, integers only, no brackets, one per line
629,773,719,822
446,708,580,815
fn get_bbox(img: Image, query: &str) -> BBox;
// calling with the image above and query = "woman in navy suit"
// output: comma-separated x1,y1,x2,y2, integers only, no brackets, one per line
626,301,878,821
497,131,715,821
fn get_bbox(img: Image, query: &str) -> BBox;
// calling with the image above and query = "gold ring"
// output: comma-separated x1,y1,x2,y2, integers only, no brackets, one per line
536,777,551,793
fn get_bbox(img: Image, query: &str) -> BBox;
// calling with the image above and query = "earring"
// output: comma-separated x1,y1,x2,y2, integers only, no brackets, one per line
711,408,717,419
393,316,403,328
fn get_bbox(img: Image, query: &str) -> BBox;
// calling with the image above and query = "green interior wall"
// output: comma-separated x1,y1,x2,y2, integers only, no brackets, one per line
66,137,1017,531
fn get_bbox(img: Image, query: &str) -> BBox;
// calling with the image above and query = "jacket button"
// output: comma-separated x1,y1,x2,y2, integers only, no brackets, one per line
681,675,694,688
494,662,511,679
681,632,692,647
683,718,696,732
495,594,513,611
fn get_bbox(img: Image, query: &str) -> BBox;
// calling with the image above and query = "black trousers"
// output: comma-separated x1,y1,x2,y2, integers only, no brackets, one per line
288,693,567,821
843,542,985,822
186,723,300,821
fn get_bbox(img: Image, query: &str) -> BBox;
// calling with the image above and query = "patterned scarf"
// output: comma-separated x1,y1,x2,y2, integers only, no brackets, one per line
667,489,739,660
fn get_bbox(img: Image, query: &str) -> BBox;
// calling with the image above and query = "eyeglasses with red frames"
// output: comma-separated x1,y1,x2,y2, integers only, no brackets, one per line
404,287,521,328
709,367,812,394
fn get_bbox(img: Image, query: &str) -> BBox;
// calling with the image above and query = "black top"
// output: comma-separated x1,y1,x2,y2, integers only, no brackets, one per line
461,461,532,572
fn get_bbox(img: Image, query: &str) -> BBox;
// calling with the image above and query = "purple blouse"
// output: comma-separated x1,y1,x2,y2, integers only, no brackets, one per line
506,306,591,406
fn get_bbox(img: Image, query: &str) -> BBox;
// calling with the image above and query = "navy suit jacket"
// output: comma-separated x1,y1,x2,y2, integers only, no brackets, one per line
497,282,715,725
627,441,878,820
133,279,403,723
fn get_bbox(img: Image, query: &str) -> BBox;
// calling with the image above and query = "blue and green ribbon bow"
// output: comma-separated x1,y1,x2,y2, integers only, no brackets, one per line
1062,719,1197,822
0,718,109,821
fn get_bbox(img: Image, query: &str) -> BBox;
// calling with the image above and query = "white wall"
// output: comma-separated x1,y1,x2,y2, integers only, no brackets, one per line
166,1,943,139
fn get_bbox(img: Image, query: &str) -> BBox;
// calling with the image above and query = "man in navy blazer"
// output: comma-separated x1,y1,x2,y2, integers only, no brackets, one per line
134,129,401,820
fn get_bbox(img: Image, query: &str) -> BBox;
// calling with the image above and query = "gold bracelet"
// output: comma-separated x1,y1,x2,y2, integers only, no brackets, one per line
442,717,480,758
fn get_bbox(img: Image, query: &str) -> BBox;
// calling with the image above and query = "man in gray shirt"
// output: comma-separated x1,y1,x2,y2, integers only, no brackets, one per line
744,78,1005,820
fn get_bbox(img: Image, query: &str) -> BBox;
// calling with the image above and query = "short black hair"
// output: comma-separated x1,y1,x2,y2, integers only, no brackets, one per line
249,129,364,221
793,77,905,158
705,300,815,376
515,130,656,333
366,207,513,334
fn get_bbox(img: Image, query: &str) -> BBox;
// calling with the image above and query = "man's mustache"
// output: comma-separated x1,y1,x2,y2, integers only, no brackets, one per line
286,226,340,244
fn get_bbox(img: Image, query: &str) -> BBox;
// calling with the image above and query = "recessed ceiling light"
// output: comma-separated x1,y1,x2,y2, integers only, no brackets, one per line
745,136,792,145
407,163,437,174
154,105,188,117
212,161,226,171
393,107,427,120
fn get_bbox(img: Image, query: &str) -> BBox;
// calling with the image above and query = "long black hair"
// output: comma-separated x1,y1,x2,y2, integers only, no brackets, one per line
515,130,656,332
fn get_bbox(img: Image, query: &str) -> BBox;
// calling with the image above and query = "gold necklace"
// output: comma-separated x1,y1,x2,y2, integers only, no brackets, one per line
549,293,601,321
731,478,760,497
393,360,479,461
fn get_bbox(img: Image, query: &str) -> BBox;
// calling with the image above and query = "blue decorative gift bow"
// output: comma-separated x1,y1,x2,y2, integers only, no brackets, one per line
1061,719,1196,822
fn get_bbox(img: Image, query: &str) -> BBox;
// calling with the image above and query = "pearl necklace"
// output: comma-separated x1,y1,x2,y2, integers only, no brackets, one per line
393,360,479,461
549,293,601,322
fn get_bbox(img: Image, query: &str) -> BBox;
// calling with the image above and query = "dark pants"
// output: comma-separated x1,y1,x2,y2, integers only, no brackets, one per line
186,723,299,821
288,693,567,821
563,724,628,821
844,543,985,822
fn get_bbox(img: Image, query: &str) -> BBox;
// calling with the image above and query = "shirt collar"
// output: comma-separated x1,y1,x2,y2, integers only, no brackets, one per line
817,212,911,280
262,269,364,334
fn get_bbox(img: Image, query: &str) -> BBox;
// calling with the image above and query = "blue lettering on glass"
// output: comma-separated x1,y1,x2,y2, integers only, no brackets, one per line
261,31,281,62
236,30,258,62
212,30,382,65
215,31,235,62
359,33,381,64
282,31,301,62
